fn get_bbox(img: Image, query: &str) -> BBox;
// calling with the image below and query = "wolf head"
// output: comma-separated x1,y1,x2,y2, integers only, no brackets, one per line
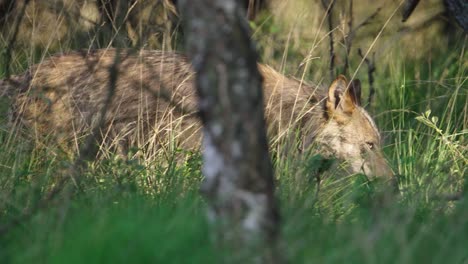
315,75,394,180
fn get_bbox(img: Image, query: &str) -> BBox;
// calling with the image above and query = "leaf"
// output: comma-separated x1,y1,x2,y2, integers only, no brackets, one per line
424,109,431,118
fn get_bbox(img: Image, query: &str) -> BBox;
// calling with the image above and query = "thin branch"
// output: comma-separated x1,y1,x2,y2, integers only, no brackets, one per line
76,52,119,165
357,48,376,108
340,6,382,51
337,5,382,78
0,50,122,237
321,0,336,80
340,6,382,46
343,0,353,76
353,6,382,32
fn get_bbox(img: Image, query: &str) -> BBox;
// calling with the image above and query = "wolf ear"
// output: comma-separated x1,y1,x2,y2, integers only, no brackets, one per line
326,75,356,117
350,79,362,106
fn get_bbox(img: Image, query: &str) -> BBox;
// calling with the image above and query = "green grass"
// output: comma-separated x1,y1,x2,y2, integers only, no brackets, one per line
3,194,216,264
0,1,467,263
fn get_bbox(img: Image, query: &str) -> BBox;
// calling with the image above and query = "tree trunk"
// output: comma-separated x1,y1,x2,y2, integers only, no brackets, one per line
178,0,280,261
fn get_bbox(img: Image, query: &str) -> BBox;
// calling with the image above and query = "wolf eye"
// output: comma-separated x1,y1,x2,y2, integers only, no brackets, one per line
366,142,375,150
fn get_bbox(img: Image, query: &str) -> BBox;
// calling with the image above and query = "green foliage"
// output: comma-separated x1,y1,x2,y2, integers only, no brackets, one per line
0,1,467,262
3,194,216,264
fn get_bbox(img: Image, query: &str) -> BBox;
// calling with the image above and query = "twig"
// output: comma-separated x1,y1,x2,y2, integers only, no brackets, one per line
341,5,382,74
357,48,376,107
76,51,120,166
353,7,382,32
321,0,336,80
0,50,121,237
343,0,353,76
340,5,381,76
340,6,382,46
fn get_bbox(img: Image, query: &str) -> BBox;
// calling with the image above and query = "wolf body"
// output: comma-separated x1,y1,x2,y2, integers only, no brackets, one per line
0,49,393,179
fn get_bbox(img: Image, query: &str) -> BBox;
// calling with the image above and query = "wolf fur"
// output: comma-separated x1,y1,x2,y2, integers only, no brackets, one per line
0,49,393,179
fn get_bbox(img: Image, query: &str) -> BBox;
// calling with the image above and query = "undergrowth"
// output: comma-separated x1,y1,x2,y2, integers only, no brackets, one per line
0,0,467,263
